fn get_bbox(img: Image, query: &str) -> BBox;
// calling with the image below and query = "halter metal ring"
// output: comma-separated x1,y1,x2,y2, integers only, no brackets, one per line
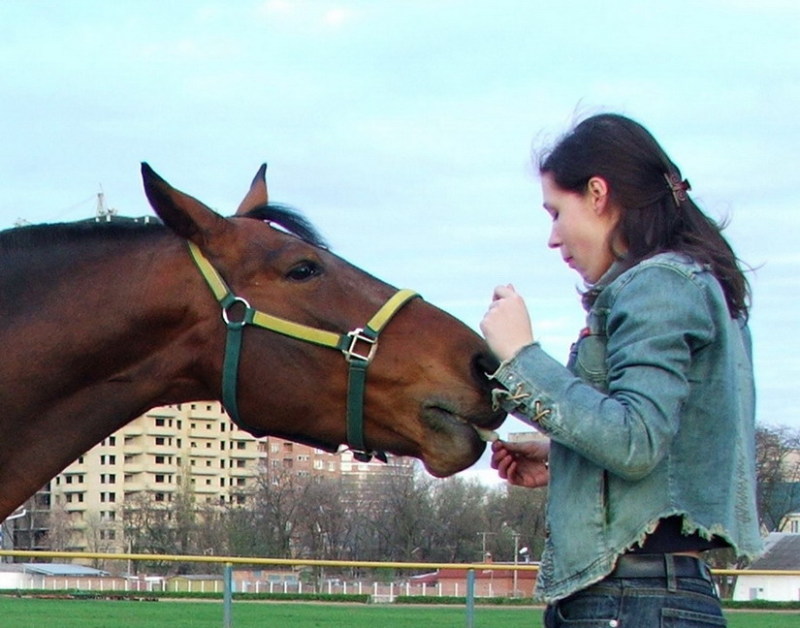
222,296,251,329
343,328,378,364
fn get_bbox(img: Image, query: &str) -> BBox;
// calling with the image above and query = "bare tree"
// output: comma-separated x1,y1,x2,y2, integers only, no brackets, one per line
755,424,800,530
83,511,117,569
366,466,434,562
44,500,73,552
427,476,488,562
249,465,308,558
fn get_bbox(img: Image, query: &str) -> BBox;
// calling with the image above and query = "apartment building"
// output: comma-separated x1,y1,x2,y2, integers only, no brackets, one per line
23,402,259,553
9,402,412,554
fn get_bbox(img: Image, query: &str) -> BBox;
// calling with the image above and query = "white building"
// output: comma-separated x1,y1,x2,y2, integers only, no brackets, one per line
732,533,800,602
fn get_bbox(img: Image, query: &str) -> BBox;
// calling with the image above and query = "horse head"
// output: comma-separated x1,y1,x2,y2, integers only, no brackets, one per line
141,163,504,477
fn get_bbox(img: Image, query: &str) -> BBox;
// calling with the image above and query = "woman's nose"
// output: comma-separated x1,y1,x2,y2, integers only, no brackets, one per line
547,225,560,249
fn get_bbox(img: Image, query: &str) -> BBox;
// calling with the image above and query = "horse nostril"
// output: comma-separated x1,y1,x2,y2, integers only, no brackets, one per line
472,352,500,387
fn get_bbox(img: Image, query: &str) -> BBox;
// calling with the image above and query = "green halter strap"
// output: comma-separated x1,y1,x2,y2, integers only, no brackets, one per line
187,242,419,462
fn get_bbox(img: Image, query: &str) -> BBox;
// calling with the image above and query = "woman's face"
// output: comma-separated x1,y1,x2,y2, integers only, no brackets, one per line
541,173,619,284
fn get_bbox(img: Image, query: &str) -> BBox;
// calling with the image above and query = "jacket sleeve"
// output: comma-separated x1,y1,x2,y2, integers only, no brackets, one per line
490,265,716,481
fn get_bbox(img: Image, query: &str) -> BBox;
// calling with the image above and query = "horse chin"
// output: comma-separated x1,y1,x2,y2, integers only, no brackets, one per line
418,406,492,478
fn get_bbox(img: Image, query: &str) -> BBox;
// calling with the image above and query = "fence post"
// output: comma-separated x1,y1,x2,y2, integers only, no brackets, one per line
223,563,233,628
465,569,475,628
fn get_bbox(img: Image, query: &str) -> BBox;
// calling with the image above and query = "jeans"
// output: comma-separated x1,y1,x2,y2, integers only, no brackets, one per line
543,574,726,627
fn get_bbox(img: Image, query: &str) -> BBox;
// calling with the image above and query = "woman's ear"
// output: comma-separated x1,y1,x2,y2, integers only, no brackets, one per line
587,176,611,214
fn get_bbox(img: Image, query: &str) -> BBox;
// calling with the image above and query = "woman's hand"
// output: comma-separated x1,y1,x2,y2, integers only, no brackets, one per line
480,284,534,362
490,438,550,488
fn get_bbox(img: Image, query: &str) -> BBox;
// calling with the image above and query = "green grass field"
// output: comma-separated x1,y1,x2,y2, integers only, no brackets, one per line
0,598,797,627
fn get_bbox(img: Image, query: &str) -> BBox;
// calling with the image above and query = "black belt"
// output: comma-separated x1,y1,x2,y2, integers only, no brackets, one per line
610,554,712,581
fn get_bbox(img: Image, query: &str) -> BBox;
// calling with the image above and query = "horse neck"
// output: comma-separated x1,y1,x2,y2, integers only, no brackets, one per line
13,231,214,402
0,231,216,517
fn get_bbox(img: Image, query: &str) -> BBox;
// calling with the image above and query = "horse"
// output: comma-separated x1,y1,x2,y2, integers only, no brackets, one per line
0,164,504,522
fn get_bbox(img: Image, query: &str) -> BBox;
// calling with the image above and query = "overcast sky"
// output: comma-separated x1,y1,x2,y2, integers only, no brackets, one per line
2,1,798,482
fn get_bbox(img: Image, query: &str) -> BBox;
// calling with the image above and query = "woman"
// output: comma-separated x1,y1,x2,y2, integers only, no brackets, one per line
481,113,761,626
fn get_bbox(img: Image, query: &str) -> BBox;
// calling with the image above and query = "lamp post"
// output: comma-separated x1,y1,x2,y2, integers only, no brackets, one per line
477,531,495,562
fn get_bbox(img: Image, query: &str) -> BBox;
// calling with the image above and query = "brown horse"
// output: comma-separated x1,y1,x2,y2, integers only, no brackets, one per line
0,164,503,521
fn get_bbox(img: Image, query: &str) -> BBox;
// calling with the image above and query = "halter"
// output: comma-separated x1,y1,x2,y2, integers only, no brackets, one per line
187,242,419,463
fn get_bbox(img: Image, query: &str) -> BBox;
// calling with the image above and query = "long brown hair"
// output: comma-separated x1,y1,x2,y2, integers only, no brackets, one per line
539,113,750,319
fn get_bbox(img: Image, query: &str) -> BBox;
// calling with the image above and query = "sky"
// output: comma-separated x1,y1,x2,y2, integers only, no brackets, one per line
2,0,798,483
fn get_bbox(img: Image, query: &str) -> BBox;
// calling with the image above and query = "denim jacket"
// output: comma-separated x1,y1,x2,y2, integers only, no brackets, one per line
490,253,762,603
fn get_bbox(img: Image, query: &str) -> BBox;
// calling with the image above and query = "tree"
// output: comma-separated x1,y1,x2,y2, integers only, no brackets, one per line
480,483,547,563
248,465,309,558
366,466,434,562
427,476,488,562
43,500,73,552
83,511,118,570
755,424,800,530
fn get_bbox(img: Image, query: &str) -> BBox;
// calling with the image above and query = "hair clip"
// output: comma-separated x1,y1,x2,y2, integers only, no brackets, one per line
664,172,691,207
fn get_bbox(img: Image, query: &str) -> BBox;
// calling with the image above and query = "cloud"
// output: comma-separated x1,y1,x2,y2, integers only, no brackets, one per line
254,1,360,31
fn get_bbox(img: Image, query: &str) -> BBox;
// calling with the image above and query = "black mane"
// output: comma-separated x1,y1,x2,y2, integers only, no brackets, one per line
0,216,164,251
239,203,328,249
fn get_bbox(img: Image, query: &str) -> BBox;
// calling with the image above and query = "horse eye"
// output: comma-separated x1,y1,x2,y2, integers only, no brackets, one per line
286,260,323,282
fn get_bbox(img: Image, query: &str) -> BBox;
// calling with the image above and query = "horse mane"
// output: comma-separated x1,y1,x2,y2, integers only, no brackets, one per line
239,203,329,249
0,216,165,253
0,205,328,251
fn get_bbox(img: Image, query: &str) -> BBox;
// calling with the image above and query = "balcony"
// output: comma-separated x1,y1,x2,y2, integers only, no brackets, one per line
228,449,259,460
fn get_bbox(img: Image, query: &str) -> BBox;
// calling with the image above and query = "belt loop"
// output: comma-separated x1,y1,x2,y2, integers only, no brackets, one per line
664,554,678,592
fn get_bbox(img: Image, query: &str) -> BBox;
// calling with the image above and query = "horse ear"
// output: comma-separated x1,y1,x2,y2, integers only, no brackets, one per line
141,163,229,244
235,163,269,216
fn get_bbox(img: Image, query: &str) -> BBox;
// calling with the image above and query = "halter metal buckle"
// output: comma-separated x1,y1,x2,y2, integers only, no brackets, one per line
221,296,251,329
343,328,378,363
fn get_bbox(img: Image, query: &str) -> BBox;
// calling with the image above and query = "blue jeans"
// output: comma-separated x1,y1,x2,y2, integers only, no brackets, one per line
543,574,726,627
